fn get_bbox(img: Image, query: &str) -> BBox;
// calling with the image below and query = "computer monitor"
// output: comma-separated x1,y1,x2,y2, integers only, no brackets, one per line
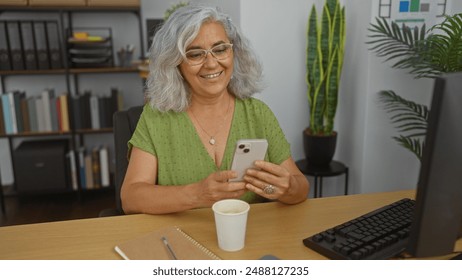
406,72,462,257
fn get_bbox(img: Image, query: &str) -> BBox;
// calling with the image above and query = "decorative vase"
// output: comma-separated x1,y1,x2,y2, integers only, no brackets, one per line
303,129,337,166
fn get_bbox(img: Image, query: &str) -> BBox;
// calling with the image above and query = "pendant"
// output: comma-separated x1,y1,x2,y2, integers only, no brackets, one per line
209,137,216,145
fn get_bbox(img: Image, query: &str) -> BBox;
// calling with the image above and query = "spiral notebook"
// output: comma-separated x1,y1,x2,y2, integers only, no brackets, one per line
115,226,221,260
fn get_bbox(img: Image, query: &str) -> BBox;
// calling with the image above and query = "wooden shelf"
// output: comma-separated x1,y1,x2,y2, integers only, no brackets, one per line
0,66,139,76
75,127,113,134
69,66,139,74
0,69,67,75
0,131,72,138
0,6,140,12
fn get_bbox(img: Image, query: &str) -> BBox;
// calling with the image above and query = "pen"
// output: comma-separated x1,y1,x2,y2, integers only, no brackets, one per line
161,236,178,260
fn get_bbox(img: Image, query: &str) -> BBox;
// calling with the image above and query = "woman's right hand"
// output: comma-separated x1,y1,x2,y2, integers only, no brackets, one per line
194,170,247,207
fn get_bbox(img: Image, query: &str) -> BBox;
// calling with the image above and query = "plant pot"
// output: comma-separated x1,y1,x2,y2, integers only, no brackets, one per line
303,129,337,166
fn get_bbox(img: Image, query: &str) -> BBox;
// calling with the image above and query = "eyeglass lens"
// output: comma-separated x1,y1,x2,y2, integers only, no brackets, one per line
185,44,233,65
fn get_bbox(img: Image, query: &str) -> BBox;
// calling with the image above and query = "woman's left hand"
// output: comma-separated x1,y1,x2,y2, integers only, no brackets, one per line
243,160,292,200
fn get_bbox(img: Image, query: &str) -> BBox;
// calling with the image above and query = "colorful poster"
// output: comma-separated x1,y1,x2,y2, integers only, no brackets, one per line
374,0,453,28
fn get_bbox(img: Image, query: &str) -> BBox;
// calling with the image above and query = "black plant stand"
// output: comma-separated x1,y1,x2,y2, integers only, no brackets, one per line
296,159,349,198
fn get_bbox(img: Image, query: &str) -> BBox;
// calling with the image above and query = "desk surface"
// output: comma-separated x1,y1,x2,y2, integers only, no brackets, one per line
0,189,459,260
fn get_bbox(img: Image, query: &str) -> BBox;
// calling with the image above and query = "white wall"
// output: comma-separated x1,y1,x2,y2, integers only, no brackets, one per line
140,0,240,55
240,0,373,196
240,0,462,196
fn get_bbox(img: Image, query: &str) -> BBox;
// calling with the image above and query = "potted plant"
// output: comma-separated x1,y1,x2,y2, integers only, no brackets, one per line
304,0,346,166
164,2,189,21
367,14,462,161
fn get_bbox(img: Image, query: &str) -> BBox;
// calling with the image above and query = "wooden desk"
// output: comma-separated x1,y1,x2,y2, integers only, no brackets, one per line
0,189,458,260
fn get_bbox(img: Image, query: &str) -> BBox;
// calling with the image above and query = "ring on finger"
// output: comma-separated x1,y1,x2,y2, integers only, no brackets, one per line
263,184,276,195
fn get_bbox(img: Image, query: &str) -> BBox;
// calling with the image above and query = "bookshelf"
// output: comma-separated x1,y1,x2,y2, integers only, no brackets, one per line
0,3,144,195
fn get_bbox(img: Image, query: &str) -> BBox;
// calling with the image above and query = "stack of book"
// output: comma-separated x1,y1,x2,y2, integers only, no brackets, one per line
71,88,123,130
66,146,111,191
0,87,124,135
0,89,70,135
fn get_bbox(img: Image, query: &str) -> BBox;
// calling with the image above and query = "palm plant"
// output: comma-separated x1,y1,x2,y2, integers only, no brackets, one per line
367,14,462,161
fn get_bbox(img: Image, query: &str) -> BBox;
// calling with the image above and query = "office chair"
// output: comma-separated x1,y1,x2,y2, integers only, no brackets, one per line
98,105,143,217
0,174,5,215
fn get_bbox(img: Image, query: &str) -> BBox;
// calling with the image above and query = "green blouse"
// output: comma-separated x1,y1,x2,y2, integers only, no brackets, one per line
128,97,291,203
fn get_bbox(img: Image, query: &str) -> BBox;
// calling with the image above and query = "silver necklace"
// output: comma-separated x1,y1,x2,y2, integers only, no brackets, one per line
189,97,231,146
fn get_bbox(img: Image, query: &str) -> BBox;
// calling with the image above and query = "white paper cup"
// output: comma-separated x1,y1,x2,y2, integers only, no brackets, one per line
212,199,250,252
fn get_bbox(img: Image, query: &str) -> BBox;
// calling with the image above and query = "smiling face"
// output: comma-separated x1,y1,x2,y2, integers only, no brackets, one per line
179,21,234,99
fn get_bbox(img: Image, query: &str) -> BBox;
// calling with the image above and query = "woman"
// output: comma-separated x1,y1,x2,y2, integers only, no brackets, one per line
121,5,309,214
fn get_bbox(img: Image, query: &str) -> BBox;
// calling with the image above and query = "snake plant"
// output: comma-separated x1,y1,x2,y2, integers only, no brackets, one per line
367,14,462,161
306,0,346,136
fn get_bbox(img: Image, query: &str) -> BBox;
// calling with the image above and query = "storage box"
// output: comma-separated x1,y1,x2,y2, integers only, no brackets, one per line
86,0,140,7
13,140,70,194
0,0,28,6
29,0,86,6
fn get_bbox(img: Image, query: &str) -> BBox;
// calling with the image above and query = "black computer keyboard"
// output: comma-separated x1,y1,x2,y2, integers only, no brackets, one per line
303,198,415,260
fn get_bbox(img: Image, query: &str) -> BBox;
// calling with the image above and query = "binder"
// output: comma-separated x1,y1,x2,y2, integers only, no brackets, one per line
0,21,12,71
46,21,62,69
7,21,25,70
34,21,50,69
20,21,38,70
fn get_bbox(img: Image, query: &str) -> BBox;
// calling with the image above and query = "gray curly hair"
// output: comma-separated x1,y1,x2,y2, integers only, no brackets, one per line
145,4,264,112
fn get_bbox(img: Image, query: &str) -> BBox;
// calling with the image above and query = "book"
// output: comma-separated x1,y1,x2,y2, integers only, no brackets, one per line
35,96,45,132
71,96,82,130
27,97,38,132
91,146,101,189
1,93,12,134
13,91,25,133
41,89,54,132
78,147,86,189
99,146,110,187
7,92,18,134
59,95,70,132
84,153,94,190
98,96,108,128
0,97,4,135
114,226,220,260
89,95,100,129
49,96,59,131
80,92,92,129
56,96,62,131
20,97,30,132
67,150,78,191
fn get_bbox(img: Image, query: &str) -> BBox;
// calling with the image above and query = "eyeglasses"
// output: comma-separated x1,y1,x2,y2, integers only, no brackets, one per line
184,43,233,66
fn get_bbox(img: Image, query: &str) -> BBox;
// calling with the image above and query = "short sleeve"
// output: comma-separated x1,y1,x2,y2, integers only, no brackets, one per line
254,100,291,165
128,105,157,157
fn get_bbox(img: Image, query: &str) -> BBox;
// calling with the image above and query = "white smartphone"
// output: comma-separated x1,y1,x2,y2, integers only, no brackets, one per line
229,139,268,182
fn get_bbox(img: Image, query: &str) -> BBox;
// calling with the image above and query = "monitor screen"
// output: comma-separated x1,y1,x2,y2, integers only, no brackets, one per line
406,72,462,257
